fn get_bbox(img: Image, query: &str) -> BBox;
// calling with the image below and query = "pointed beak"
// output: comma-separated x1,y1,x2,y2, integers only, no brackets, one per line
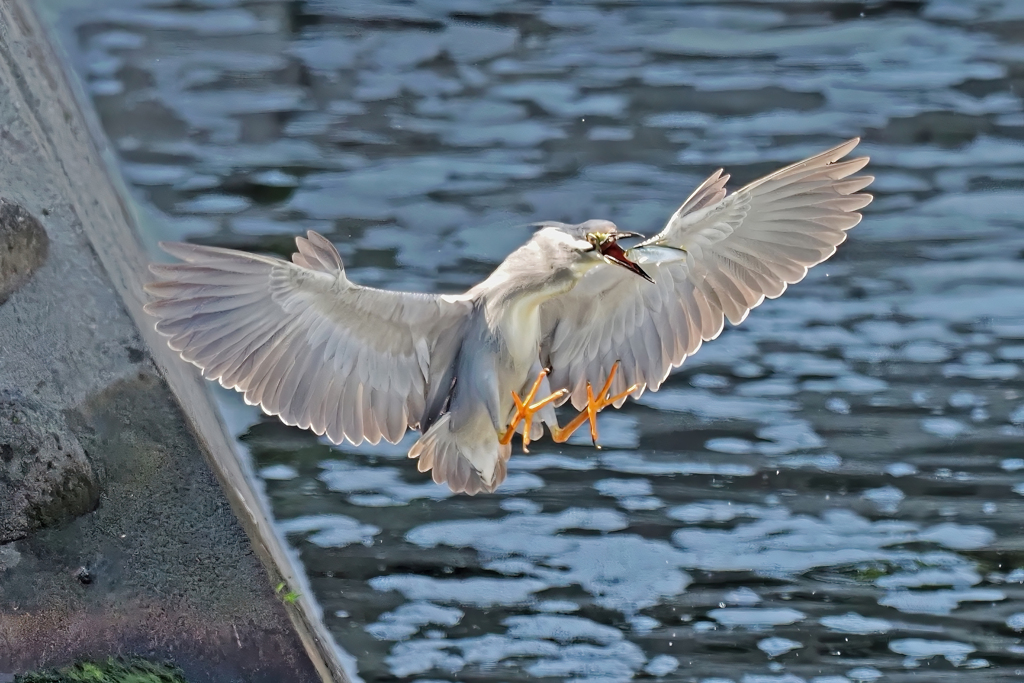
600,238,654,283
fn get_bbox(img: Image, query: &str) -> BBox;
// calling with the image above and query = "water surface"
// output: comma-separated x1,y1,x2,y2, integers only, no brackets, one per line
51,0,1024,680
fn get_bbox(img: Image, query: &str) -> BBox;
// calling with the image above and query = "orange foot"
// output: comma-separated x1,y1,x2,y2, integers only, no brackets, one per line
549,362,638,448
499,368,566,453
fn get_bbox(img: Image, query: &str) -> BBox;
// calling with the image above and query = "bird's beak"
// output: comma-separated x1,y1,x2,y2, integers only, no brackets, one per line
601,237,654,283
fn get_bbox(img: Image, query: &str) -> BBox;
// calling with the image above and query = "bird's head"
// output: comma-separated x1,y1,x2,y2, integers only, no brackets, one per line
532,219,653,283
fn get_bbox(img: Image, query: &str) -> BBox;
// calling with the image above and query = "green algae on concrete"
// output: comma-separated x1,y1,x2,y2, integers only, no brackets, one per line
15,658,187,683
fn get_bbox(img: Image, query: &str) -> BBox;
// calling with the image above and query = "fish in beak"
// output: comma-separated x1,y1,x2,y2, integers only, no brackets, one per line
599,232,654,283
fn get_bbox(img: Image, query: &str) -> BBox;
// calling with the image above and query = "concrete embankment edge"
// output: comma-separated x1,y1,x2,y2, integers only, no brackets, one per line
0,2,352,681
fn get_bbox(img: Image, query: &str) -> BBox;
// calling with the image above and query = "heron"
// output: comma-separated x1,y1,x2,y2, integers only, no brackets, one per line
144,138,872,494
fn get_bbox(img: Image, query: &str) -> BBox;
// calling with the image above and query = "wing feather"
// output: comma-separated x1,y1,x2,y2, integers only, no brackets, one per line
541,139,873,409
145,230,470,445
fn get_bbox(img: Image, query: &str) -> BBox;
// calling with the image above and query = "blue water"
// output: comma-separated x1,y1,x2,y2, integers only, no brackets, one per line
51,0,1024,680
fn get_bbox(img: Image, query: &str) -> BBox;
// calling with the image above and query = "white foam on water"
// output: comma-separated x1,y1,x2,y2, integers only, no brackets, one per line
862,486,905,513
819,613,892,635
278,514,380,548
845,667,882,682
259,464,299,481
888,638,975,665
644,655,679,677
708,608,805,628
757,637,802,658
879,588,1004,615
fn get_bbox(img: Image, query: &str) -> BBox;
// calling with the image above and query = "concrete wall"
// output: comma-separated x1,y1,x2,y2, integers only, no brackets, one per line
0,3,348,681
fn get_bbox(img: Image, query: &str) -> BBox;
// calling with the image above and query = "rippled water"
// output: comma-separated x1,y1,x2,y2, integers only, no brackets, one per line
48,0,1024,680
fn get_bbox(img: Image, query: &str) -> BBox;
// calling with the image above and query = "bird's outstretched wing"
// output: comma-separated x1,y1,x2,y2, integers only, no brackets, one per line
145,231,470,445
540,138,873,409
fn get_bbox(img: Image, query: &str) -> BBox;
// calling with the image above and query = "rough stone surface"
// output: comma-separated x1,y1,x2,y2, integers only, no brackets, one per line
0,199,48,304
0,1,326,681
0,374,318,683
0,393,100,543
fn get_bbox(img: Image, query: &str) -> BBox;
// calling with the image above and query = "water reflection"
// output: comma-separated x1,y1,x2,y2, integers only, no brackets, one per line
52,0,1024,680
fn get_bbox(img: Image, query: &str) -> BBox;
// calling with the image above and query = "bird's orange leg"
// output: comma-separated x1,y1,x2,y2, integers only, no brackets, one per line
499,369,567,452
550,362,638,448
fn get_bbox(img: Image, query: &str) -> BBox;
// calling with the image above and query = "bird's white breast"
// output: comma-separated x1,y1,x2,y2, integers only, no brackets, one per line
499,297,542,370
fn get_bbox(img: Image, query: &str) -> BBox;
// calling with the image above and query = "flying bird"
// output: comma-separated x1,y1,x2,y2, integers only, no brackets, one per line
145,139,872,494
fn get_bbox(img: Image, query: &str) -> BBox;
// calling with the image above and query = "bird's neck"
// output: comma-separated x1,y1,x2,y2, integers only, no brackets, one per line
467,260,574,363
477,270,558,325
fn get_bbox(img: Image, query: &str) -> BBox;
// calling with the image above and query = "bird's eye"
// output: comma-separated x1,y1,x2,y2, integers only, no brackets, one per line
586,232,616,253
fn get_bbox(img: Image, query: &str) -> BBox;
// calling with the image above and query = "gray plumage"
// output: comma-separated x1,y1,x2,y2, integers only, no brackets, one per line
145,139,873,494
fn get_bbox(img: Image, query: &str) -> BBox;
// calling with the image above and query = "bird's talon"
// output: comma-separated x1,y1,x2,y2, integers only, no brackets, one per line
500,369,565,451
505,363,634,449
550,362,633,447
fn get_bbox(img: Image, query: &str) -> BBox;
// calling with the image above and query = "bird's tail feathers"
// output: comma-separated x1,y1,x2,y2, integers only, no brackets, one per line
408,414,509,495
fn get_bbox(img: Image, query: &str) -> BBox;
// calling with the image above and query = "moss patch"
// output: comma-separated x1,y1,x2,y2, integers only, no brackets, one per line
15,658,188,683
